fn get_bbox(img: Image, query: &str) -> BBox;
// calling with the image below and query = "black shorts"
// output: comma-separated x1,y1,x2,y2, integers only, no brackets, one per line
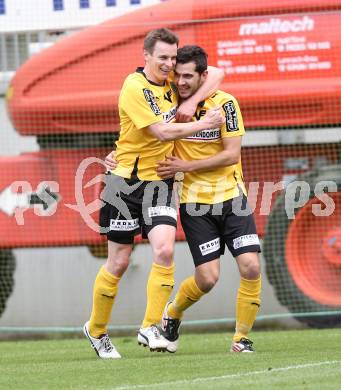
179,194,261,267
100,173,177,244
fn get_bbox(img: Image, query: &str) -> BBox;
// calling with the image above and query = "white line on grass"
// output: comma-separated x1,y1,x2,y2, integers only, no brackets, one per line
108,360,341,390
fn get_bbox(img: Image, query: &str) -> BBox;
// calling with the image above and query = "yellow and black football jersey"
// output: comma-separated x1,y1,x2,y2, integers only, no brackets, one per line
113,67,178,181
174,91,246,204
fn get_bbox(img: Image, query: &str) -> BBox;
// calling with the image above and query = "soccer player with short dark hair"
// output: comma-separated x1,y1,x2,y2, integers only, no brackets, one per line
157,45,262,353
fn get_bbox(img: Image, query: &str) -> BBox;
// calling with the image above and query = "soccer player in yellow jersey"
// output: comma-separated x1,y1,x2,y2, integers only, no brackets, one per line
83,29,224,358
156,45,261,353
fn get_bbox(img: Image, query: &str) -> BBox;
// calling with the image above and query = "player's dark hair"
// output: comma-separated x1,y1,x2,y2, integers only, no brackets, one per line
176,45,208,74
144,28,179,54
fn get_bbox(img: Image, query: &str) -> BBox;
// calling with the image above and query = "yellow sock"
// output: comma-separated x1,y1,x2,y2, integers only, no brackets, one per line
89,266,120,338
142,263,175,328
168,276,205,320
233,276,261,342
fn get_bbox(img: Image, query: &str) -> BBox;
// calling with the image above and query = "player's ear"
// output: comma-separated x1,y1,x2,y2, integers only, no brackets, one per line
201,69,208,82
143,49,150,62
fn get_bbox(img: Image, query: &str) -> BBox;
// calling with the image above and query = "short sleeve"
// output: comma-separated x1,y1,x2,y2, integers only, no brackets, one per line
221,97,245,138
120,81,164,129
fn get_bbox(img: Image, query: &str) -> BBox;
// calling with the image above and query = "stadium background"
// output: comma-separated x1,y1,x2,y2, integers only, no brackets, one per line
0,0,341,333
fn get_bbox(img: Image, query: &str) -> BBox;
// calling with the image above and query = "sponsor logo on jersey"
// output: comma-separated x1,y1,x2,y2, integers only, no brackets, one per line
109,218,139,231
233,234,260,249
199,237,220,256
194,109,206,120
148,206,177,220
239,16,314,36
223,101,238,131
143,88,161,115
164,89,173,103
184,128,221,141
163,106,177,123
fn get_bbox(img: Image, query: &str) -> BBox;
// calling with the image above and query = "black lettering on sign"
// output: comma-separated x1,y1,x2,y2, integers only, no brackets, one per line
223,100,238,131
143,88,161,115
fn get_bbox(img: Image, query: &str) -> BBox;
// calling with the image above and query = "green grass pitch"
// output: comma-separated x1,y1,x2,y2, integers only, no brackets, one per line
1,328,341,389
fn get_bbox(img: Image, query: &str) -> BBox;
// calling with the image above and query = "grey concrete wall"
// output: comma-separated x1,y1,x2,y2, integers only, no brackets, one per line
0,242,298,328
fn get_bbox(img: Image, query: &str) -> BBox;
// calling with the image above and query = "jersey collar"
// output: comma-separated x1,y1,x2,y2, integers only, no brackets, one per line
136,67,166,87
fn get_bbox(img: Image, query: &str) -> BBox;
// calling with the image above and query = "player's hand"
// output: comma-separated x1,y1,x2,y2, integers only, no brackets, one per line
104,150,117,171
176,99,197,122
157,156,190,179
203,106,224,129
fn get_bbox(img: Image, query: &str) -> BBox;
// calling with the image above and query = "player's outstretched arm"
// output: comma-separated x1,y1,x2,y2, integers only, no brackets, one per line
149,106,224,141
185,136,241,171
157,137,241,178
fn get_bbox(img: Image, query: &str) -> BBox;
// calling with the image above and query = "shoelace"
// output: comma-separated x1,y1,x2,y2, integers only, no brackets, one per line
150,325,162,339
101,334,114,352
239,337,253,347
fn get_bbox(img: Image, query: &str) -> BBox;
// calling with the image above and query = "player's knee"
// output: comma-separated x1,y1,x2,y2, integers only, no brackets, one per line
203,278,218,292
199,278,217,293
237,252,261,280
243,258,260,280
153,243,174,264
107,248,131,276
112,258,129,275
197,270,219,292
195,260,220,292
